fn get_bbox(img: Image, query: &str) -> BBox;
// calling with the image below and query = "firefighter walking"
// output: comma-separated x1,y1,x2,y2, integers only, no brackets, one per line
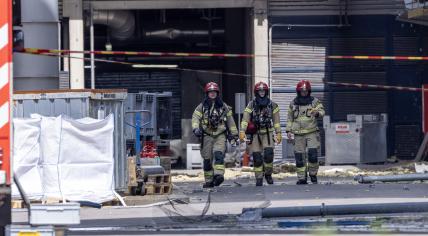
192,82,238,188
239,82,282,186
286,80,325,185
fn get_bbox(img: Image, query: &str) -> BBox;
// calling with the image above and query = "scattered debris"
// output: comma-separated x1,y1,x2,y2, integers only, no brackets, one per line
415,162,428,173
172,162,418,183
273,163,297,174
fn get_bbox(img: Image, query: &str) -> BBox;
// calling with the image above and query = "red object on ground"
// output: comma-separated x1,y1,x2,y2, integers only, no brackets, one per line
141,141,159,158
242,151,250,167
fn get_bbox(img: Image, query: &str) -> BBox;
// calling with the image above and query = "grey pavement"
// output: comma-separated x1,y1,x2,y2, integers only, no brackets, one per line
12,177,428,235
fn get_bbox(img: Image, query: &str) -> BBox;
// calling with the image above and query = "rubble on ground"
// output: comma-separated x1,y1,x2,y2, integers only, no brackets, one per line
172,161,417,182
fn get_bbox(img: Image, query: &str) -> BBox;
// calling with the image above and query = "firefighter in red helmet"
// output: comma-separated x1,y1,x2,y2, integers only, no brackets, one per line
239,82,282,186
192,82,238,188
286,80,325,185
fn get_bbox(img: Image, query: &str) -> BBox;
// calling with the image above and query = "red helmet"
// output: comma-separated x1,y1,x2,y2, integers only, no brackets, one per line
204,82,219,93
296,80,311,93
254,82,269,94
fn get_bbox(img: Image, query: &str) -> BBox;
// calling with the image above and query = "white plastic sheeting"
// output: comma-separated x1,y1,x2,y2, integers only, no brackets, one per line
12,114,116,204
12,118,44,200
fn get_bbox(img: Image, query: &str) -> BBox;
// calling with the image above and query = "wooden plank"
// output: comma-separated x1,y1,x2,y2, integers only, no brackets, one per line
146,174,171,184
144,183,172,195
128,157,138,187
12,200,23,209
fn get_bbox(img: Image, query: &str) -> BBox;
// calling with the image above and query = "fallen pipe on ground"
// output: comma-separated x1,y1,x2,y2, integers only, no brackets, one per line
242,202,428,218
354,173,428,184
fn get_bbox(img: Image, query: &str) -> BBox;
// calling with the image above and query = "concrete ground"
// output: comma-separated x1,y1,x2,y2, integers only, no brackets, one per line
12,163,428,235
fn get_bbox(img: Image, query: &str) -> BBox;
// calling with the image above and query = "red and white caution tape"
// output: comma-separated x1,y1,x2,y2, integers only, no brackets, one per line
327,81,427,92
328,55,428,61
21,48,428,61
22,51,428,91
22,51,273,80
21,48,258,58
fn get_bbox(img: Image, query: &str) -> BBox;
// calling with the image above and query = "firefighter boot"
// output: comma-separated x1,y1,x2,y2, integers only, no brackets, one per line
296,179,308,185
213,174,224,186
265,174,274,185
310,175,318,184
256,178,263,187
203,182,214,188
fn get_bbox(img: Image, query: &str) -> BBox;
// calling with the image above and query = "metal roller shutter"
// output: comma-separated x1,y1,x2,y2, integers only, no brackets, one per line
330,37,387,120
391,36,424,159
272,36,389,160
271,39,328,160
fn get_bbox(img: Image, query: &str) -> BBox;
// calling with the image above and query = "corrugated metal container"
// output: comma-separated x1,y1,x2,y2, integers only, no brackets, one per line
12,89,128,192
30,203,80,225
93,72,182,138
324,114,388,164
124,92,173,140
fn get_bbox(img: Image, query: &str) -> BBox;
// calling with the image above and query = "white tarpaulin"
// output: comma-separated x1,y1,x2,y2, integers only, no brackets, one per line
12,114,116,204
12,118,44,200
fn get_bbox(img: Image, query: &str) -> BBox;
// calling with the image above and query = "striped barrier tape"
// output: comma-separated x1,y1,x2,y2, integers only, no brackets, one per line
19,48,428,61
326,81,426,92
21,51,428,92
19,48,258,58
22,51,273,80
328,55,428,61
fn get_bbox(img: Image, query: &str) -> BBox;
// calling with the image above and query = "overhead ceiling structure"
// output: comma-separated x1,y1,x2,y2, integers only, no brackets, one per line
83,0,256,10
268,0,406,16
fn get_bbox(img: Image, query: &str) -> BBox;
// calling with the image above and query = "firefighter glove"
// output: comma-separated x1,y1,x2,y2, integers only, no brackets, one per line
193,128,202,138
311,110,320,117
276,132,283,144
239,131,246,142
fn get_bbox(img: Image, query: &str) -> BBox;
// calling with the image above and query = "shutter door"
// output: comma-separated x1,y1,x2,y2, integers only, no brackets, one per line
330,37,388,120
272,37,389,160
391,36,424,159
271,39,328,160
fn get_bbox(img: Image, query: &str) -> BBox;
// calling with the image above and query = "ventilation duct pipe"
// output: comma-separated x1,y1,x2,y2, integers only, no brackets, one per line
144,28,224,40
92,10,135,41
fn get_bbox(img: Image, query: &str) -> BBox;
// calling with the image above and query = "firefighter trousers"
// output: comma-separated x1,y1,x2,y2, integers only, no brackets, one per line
293,131,320,180
249,133,275,180
200,133,226,183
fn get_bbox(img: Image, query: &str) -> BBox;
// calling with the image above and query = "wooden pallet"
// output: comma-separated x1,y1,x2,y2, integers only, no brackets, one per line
11,198,63,209
144,183,172,195
11,200,26,209
145,174,171,184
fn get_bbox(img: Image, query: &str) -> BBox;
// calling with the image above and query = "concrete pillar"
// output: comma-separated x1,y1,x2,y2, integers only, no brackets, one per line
68,0,85,89
252,0,269,86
